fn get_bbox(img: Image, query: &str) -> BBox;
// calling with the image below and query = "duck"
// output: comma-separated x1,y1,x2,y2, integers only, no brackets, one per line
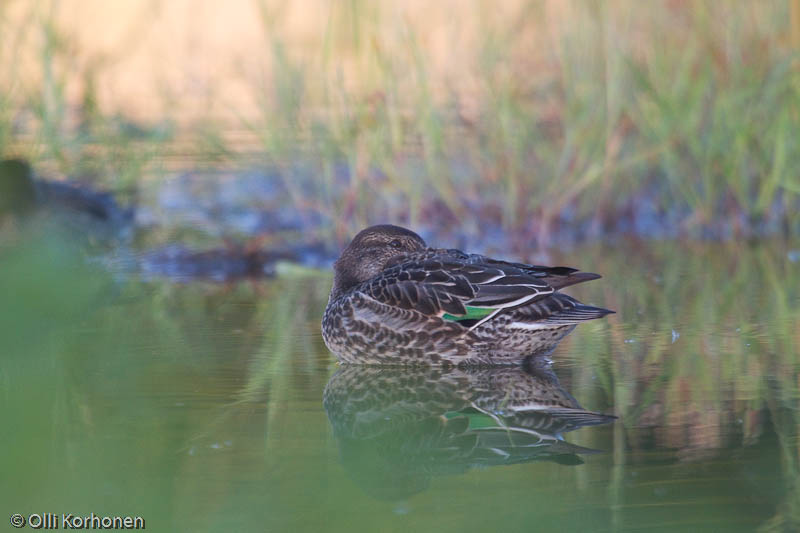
322,224,612,365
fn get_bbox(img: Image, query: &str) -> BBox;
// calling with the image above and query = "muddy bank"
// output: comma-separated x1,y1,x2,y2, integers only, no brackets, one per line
4,160,798,283
135,164,796,250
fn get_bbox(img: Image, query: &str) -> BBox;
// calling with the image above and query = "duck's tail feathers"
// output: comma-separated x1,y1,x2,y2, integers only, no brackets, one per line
533,408,618,427
530,268,602,290
513,293,614,324
542,301,615,325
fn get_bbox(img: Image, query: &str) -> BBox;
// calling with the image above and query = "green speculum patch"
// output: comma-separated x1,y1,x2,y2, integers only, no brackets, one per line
442,306,495,322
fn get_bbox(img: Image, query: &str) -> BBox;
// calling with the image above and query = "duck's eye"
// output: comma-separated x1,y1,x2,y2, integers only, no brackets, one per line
389,239,402,249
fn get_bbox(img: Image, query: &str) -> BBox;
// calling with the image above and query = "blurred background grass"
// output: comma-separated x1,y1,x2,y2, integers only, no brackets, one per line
2,0,799,246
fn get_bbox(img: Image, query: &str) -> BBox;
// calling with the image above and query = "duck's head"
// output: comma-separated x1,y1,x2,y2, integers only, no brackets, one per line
332,224,426,296
0,158,37,215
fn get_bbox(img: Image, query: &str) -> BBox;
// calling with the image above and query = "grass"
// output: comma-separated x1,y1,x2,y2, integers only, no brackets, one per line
1,1,800,246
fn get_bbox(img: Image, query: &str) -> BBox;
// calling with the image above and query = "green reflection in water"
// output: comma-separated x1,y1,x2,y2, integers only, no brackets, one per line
1,233,798,532
324,364,616,501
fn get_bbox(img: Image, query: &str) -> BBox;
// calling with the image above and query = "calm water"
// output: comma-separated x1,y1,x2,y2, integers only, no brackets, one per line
2,232,799,532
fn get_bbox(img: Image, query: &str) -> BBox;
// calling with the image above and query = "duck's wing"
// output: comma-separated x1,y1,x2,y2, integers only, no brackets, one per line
360,252,557,321
460,253,601,290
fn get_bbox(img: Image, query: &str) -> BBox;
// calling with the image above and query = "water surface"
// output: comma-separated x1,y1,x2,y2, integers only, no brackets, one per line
2,235,798,532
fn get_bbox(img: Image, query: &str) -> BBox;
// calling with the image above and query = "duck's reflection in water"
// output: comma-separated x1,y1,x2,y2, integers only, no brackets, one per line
323,361,616,500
